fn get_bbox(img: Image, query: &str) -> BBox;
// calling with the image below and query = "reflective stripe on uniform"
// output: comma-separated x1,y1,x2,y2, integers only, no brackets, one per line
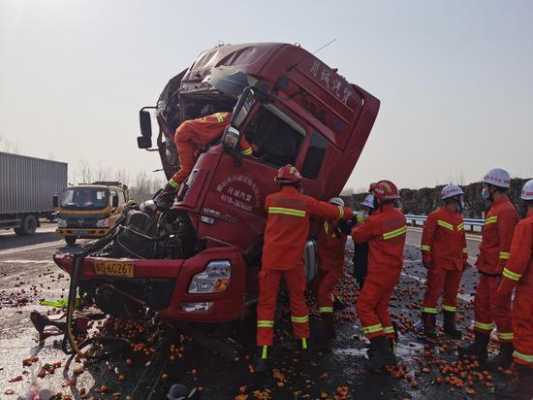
485,216,498,225
268,207,306,218
422,307,439,314
458,223,465,231
337,206,344,219
362,323,383,334
168,179,179,189
291,315,309,324
513,350,533,363
474,321,495,331
257,320,274,328
421,244,431,252
383,326,395,334
383,225,407,240
319,306,334,314
301,338,308,350
499,251,511,260
502,268,522,281
214,112,226,123
241,147,253,156
498,332,514,341
437,220,454,231
443,304,457,312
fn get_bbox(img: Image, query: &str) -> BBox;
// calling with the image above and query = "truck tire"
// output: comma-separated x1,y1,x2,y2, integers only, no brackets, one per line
14,214,38,236
65,236,77,246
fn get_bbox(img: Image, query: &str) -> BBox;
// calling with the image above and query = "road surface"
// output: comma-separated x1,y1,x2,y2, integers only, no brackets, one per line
0,226,511,399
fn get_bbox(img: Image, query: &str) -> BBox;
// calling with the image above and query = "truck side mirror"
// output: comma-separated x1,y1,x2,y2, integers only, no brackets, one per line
53,195,59,208
112,195,119,208
138,108,154,149
230,87,257,130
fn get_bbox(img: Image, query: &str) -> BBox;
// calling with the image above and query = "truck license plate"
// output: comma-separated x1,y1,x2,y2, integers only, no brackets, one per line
94,261,134,278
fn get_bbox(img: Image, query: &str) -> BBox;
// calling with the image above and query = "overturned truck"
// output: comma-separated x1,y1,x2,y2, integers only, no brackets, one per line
54,43,379,342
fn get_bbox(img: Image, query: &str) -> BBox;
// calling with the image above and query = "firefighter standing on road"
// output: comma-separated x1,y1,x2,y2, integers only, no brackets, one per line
255,165,352,371
420,184,468,339
155,111,252,209
494,179,533,400
316,197,349,345
352,180,407,371
353,194,376,289
461,168,519,369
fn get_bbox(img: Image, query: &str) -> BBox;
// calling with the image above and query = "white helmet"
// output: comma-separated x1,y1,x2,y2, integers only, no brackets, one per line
328,197,345,207
521,179,533,201
441,184,464,200
483,168,511,189
360,194,375,209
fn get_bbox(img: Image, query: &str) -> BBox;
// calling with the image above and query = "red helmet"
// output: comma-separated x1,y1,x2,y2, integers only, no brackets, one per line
275,164,302,185
372,180,400,202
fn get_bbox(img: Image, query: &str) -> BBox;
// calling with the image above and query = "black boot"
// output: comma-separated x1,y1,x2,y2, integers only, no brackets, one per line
367,336,395,372
253,345,270,373
443,311,462,339
422,313,437,338
495,365,533,400
385,337,398,366
459,332,489,363
486,342,514,371
316,314,335,351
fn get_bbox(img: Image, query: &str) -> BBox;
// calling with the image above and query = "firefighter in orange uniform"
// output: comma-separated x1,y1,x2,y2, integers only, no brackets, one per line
155,111,252,208
317,197,349,344
255,165,352,371
352,180,407,371
421,184,468,339
495,179,533,400
461,168,519,369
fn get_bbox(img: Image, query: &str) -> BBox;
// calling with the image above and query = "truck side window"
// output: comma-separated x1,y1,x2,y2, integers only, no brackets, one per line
244,105,304,168
302,131,328,179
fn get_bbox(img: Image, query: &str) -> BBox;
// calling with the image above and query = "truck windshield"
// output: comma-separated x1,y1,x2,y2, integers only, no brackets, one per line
61,188,109,210
244,104,305,167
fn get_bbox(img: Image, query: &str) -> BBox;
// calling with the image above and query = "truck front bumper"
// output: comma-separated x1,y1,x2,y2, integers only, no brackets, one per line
57,228,110,238
53,246,249,323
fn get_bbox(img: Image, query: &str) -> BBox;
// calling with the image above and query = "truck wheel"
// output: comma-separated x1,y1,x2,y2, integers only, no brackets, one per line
15,214,38,236
65,236,77,246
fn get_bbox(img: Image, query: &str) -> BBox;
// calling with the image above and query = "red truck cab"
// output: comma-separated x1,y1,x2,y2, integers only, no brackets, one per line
54,43,379,324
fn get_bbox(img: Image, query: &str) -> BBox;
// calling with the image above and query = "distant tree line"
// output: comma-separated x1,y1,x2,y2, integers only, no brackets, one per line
347,178,531,218
73,160,165,203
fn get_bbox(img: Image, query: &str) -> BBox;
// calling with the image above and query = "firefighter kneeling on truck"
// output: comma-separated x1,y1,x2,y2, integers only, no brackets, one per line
420,184,468,339
352,180,407,372
254,165,353,371
155,109,253,209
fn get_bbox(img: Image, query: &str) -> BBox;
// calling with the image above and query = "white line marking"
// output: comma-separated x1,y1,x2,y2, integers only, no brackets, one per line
0,241,64,256
0,260,53,264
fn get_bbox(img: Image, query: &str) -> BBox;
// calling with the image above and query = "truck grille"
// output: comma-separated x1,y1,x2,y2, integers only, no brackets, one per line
66,217,98,228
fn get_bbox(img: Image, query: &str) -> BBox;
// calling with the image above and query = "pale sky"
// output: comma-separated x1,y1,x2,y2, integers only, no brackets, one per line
1,0,532,190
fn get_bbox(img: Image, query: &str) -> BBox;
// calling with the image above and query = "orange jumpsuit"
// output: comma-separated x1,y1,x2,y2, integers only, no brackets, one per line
317,221,347,314
497,210,533,367
257,186,352,346
352,204,407,339
170,112,252,186
421,207,467,315
474,195,518,342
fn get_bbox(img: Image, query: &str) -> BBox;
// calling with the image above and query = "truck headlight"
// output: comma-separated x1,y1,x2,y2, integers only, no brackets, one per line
222,126,240,150
188,261,231,294
96,218,109,228
57,218,67,228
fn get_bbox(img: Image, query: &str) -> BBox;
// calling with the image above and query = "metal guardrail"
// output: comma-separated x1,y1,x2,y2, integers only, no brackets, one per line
405,214,484,232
